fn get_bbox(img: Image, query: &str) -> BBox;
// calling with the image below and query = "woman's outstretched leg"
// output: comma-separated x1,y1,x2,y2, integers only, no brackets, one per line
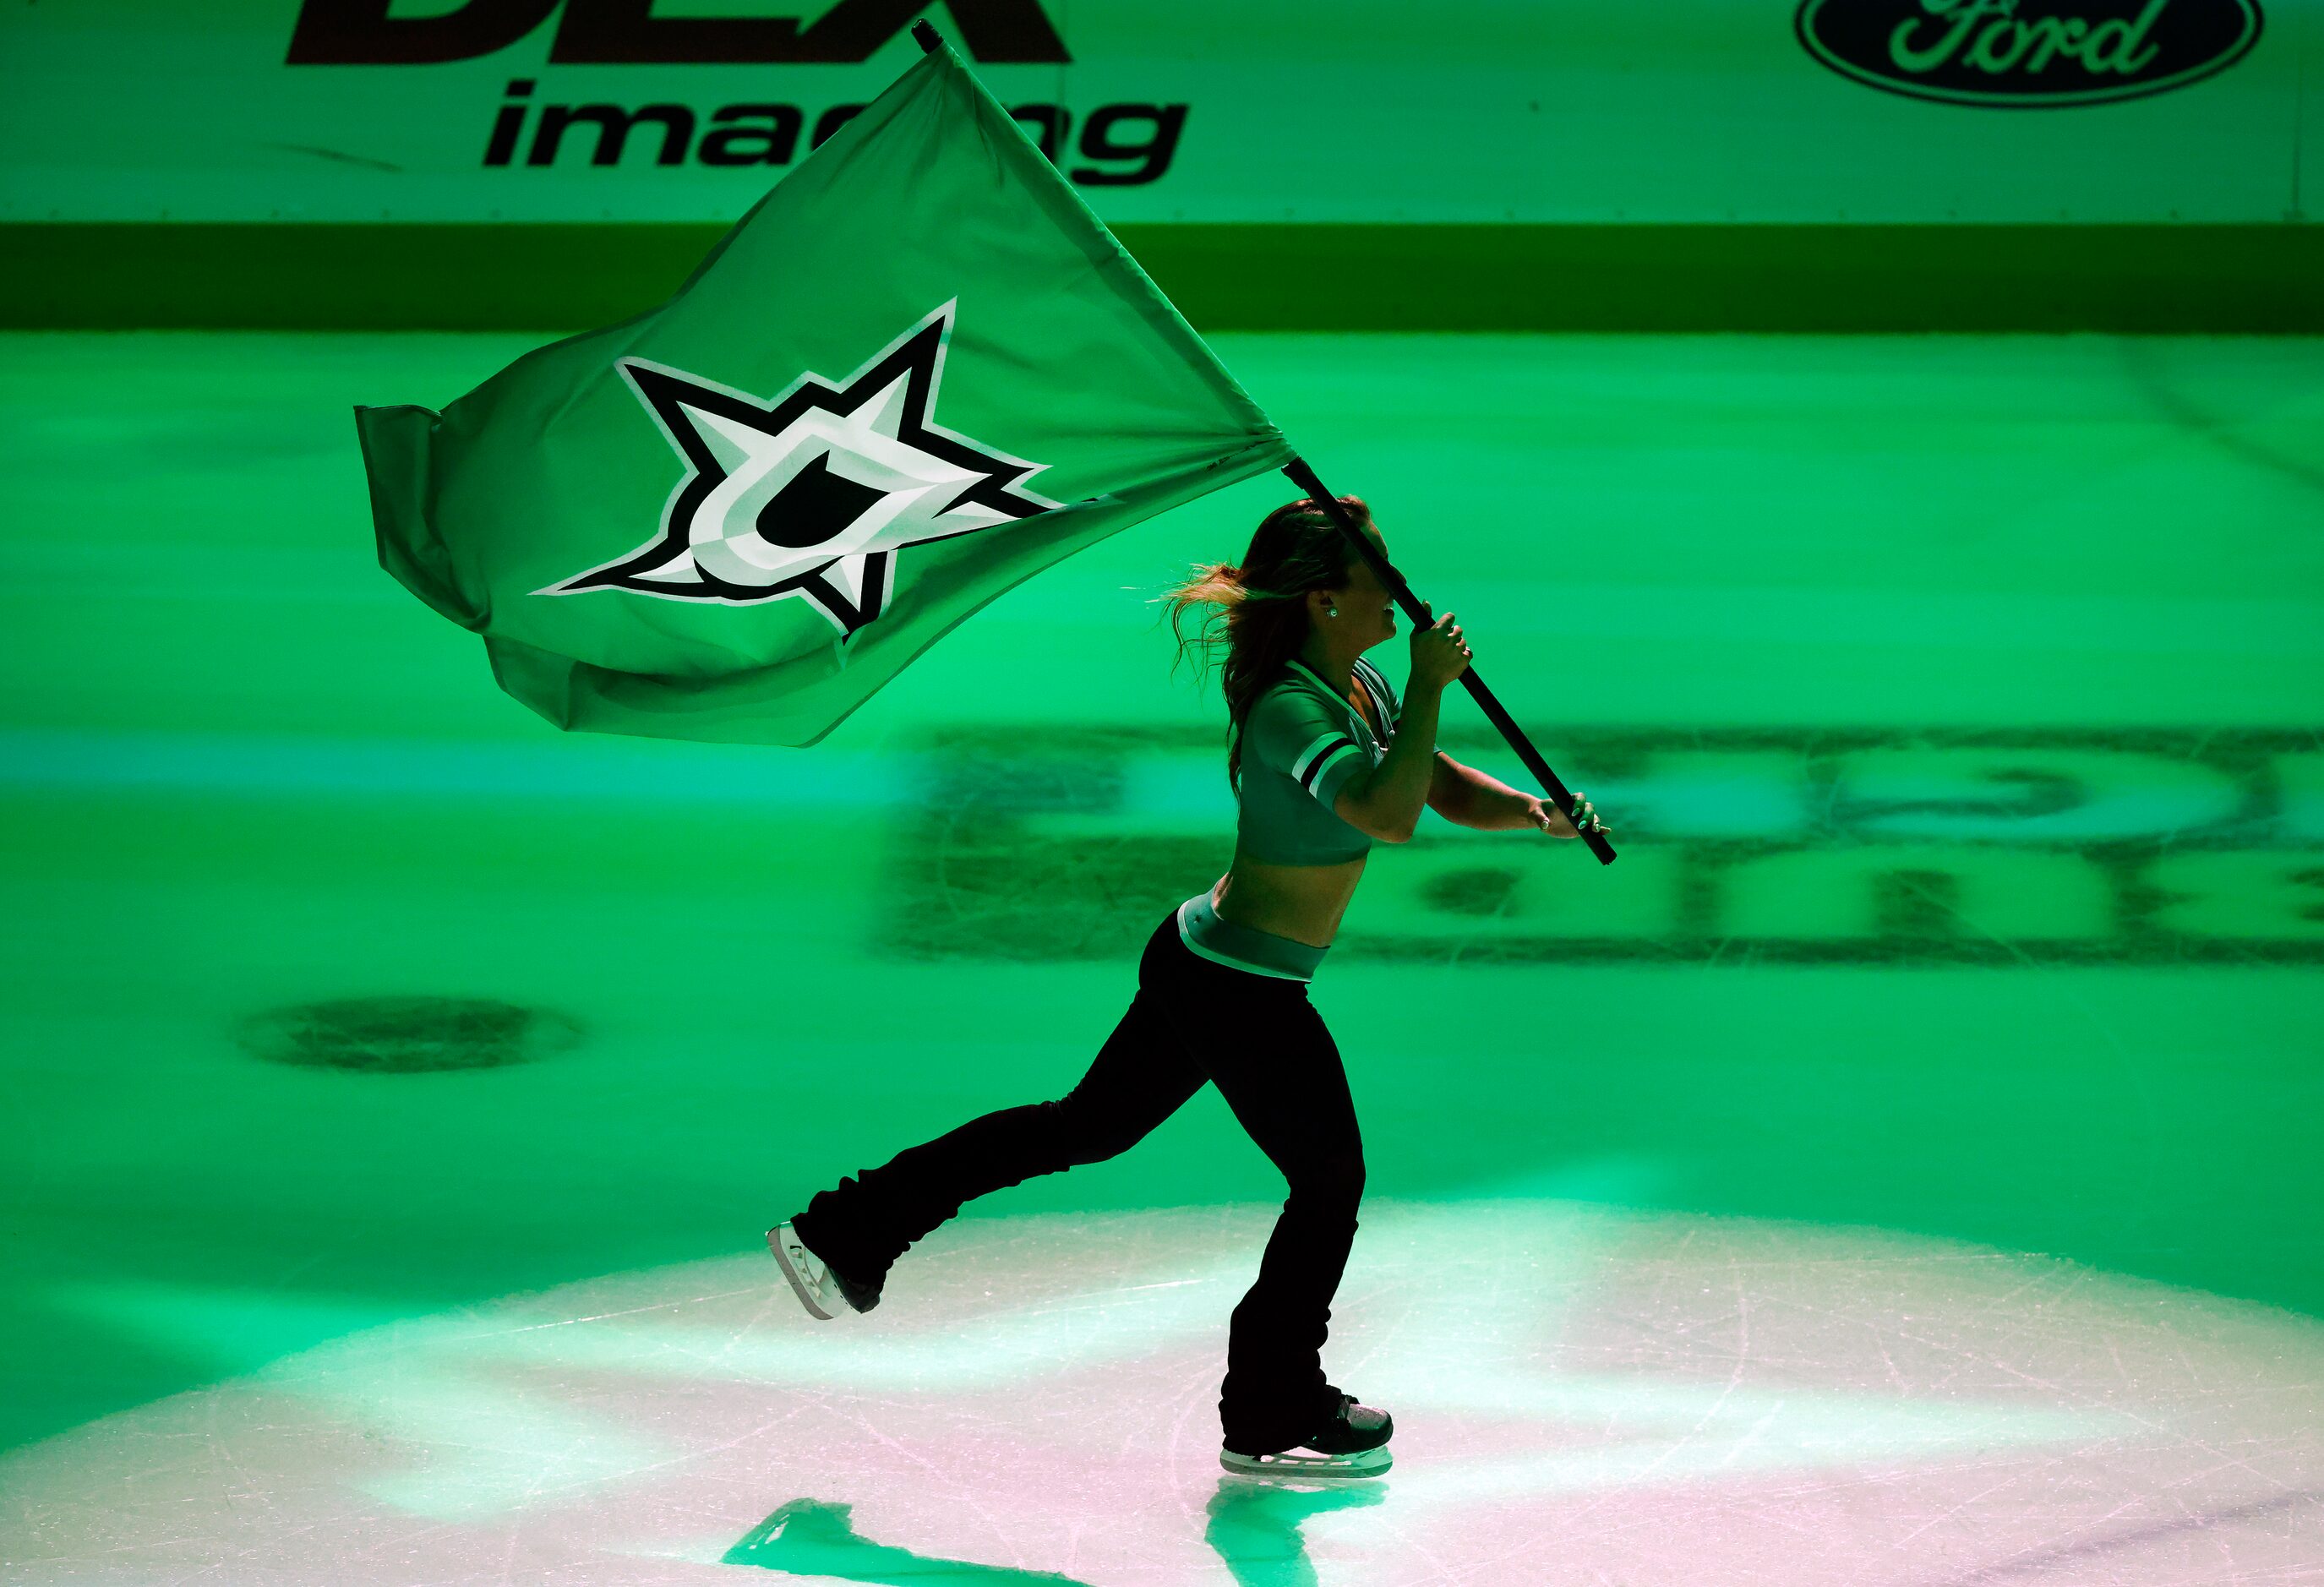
789,922,1205,1292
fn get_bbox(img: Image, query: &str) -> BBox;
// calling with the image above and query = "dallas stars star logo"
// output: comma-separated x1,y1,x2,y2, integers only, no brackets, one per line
536,298,1065,637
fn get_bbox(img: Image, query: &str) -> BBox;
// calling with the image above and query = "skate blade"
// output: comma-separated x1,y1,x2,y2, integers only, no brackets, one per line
766,1224,836,1321
1219,1445,1392,1479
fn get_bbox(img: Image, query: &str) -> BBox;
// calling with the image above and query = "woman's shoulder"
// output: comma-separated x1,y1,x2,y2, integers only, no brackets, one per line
1236,670,1335,750
1241,678,1296,733
1255,667,1331,717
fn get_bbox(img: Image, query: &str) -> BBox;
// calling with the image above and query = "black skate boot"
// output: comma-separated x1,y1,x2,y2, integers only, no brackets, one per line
768,1219,882,1318
1219,1393,1394,1478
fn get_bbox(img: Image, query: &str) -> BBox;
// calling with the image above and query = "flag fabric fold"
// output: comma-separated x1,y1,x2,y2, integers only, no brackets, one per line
355,35,1293,747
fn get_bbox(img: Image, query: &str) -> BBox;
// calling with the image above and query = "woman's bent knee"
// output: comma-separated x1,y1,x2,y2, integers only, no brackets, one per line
1287,1151,1365,1208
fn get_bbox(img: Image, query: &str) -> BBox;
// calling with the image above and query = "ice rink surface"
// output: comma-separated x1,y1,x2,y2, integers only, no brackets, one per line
14,1197,2324,1584
2,330,2320,1583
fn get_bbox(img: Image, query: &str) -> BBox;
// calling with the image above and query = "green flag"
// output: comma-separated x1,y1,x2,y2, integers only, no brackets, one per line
355,35,1292,747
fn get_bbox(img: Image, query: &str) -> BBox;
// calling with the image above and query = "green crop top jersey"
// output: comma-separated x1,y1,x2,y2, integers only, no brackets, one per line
1176,653,1404,984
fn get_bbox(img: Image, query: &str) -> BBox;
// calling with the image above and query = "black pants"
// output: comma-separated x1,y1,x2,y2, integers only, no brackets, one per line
789,903,1364,1457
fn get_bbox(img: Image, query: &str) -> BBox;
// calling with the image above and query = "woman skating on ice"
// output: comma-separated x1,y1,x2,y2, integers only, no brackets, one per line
768,493,1611,1478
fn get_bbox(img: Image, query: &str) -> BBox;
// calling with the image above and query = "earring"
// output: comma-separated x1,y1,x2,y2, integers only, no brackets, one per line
1324,605,1338,618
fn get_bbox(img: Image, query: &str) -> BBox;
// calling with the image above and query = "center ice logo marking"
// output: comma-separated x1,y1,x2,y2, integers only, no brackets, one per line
538,298,1063,637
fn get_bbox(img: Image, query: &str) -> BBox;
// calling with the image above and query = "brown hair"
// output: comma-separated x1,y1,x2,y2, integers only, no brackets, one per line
1157,493,1376,794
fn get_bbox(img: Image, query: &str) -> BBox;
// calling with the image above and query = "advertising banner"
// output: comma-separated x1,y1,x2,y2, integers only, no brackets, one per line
1,0,2315,226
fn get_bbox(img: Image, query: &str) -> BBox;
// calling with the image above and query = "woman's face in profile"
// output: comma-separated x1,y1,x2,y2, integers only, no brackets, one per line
1341,527,1396,652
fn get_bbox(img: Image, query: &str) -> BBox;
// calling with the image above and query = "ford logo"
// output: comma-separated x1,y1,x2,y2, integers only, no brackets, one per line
1795,0,2264,106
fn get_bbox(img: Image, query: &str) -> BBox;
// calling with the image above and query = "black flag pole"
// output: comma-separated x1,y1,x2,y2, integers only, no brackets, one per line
1281,457,1617,865
910,20,1608,862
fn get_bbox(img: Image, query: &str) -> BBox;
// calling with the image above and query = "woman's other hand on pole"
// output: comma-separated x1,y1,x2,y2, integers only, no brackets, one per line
1528,791,1609,840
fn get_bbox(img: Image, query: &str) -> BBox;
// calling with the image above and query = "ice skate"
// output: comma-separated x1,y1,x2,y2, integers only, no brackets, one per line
767,1220,881,1318
1219,1393,1394,1478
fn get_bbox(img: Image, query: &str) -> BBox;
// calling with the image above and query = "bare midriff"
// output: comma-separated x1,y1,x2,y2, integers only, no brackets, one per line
1210,681,1385,951
1209,851,1368,951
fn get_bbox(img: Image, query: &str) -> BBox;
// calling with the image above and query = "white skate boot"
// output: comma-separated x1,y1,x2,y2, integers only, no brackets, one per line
1219,1393,1394,1478
767,1220,881,1319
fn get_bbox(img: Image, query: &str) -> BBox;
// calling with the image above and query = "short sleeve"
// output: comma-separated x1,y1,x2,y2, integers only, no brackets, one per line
1245,684,1369,810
